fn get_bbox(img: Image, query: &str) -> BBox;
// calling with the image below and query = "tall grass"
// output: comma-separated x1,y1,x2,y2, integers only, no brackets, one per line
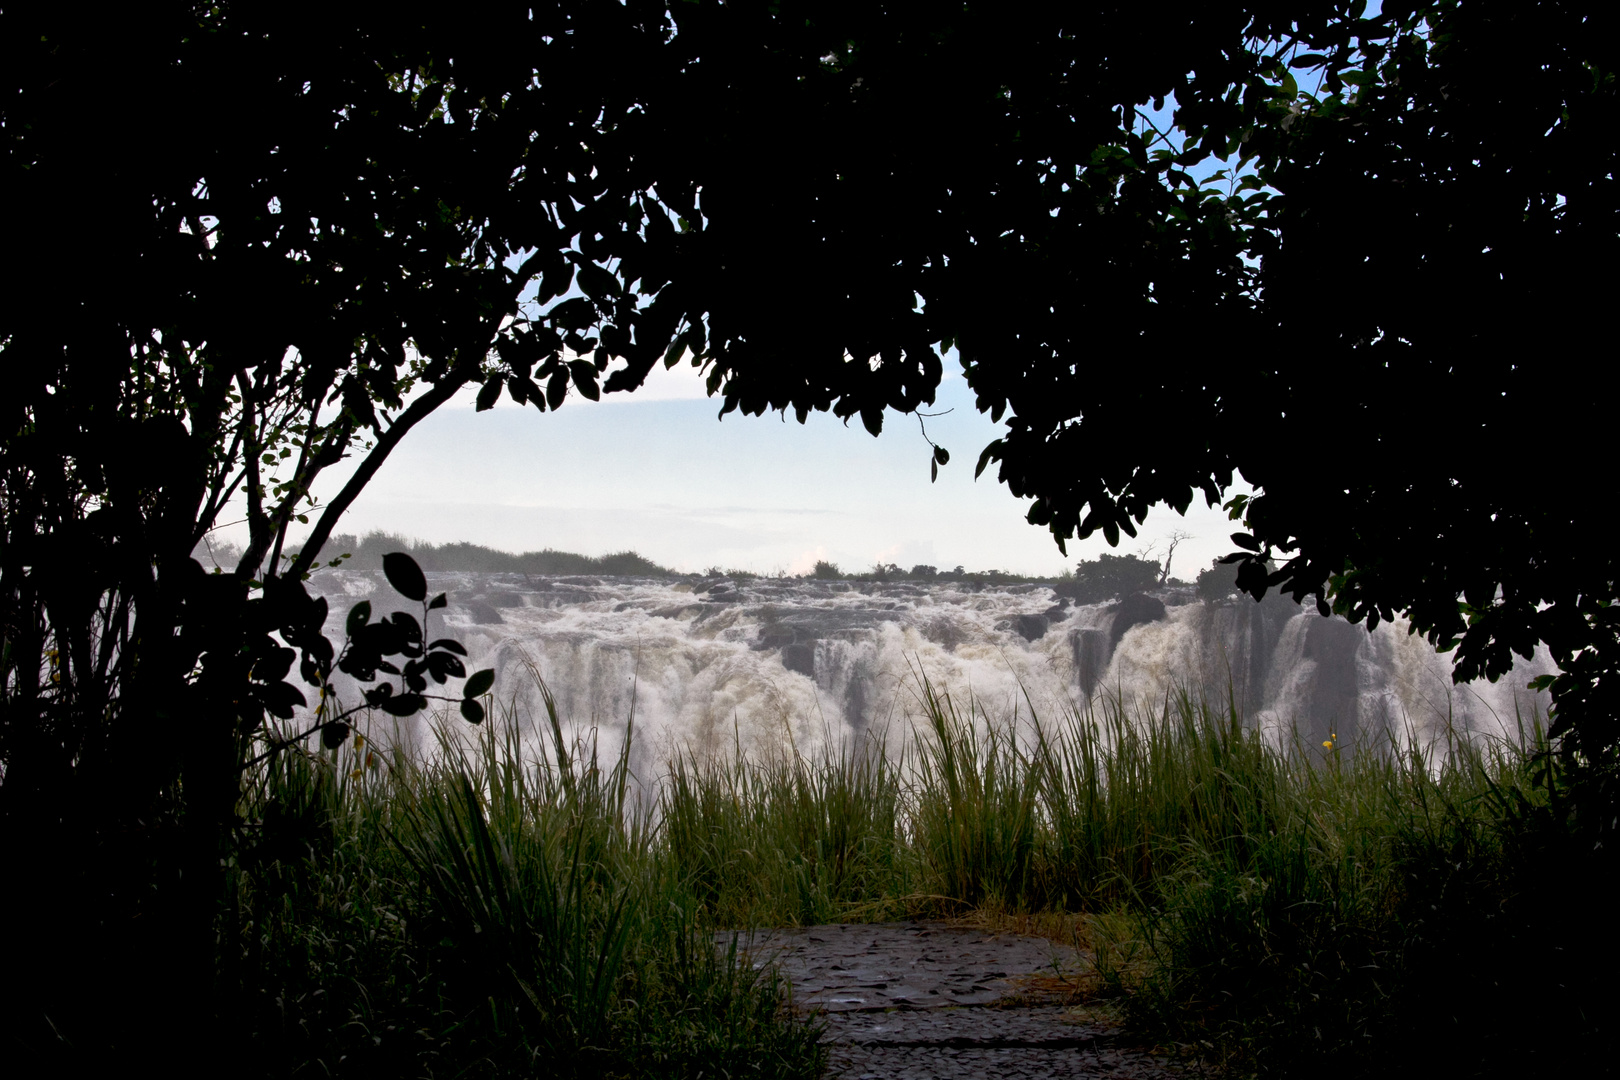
223,673,1611,1078
661,734,909,927
228,691,822,1079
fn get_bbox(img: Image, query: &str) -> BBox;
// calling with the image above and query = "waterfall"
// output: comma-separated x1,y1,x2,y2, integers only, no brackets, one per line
305,571,1556,762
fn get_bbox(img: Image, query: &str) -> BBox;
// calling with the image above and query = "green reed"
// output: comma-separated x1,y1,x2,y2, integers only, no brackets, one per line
228,685,821,1079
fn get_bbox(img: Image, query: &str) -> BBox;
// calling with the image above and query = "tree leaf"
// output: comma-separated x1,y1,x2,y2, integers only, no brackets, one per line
346,600,372,638
569,360,600,401
576,261,621,301
261,681,307,720
379,692,426,716
460,698,486,724
664,337,687,369
547,370,569,410
475,375,503,412
463,668,494,699
428,651,466,682
552,297,595,330
386,611,422,644
383,551,428,601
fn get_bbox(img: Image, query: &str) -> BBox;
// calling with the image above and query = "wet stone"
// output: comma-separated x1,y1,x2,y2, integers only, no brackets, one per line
1014,614,1050,641
719,922,1189,1079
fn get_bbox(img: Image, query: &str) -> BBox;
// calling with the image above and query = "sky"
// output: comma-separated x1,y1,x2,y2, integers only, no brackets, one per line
242,353,1251,580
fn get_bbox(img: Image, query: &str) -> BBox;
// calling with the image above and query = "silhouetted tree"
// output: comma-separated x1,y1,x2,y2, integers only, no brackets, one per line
1144,531,1193,586
1064,553,1163,605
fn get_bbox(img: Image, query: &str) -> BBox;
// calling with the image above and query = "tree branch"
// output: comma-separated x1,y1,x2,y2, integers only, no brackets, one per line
283,373,472,580
236,370,272,579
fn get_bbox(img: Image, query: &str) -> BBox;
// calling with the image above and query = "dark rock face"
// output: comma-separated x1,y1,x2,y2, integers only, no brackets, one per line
757,626,795,650
845,673,870,733
1071,628,1109,698
922,617,964,651
761,608,905,642
1109,593,1167,648
1301,614,1367,743
463,599,504,625
782,642,816,678
1014,614,1049,642
756,611,908,679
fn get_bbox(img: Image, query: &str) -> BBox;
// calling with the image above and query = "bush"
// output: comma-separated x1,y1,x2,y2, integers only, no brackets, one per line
1196,557,1241,603
1058,552,1161,604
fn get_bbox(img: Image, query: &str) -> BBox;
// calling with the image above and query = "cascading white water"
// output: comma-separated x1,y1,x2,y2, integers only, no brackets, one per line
304,571,1555,765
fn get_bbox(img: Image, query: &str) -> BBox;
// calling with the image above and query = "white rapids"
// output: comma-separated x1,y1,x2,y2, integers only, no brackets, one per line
303,571,1556,767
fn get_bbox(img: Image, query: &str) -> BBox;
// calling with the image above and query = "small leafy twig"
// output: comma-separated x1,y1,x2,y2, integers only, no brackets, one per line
915,410,953,483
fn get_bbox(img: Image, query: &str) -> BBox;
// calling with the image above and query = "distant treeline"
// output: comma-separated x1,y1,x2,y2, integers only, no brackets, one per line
197,532,675,577
812,560,1071,587
196,533,1103,584
314,533,675,577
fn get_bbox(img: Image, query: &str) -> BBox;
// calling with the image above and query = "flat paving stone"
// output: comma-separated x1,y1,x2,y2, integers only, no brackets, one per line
718,922,1190,1079
824,1041,1189,1080
720,921,1087,1011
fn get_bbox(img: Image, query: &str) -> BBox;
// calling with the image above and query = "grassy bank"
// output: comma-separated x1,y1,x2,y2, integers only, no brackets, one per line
219,680,1610,1077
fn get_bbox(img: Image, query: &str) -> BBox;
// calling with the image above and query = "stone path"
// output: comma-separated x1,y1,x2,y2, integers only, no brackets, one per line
719,922,1190,1079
